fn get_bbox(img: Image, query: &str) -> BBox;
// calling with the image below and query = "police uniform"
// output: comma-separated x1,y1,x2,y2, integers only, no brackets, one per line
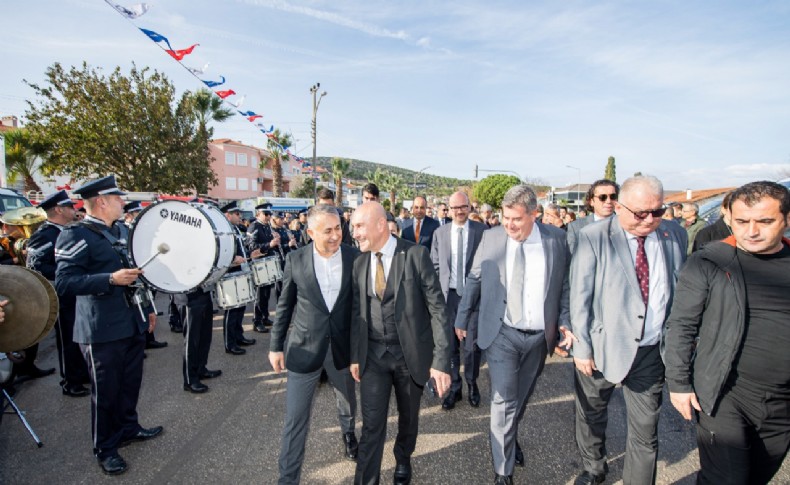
247,204,276,332
54,175,162,475
26,190,89,396
272,216,295,299
222,202,255,355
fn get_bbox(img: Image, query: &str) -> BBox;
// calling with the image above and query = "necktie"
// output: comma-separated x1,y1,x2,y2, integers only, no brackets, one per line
375,252,386,299
456,228,465,296
415,219,421,242
635,236,649,307
507,240,525,326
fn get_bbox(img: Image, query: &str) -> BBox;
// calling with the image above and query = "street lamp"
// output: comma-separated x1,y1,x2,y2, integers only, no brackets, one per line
413,166,431,193
310,82,327,201
566,164,581,209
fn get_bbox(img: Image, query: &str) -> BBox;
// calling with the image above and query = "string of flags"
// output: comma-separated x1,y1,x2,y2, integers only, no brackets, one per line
104,0,310,166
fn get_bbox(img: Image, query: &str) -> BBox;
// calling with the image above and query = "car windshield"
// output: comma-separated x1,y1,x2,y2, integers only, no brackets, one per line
0,194,33,213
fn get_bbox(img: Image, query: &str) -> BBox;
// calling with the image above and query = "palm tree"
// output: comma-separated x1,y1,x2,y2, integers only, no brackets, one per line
3,129,43,192
381,171,405,213
187,88,234,139
331,157,350,206
264,129,293,197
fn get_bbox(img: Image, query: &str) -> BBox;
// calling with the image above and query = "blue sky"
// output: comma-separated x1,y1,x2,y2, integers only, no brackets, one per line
2,0,789,190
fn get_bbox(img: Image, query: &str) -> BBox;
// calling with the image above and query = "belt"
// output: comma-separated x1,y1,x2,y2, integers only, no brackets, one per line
512,327,543,335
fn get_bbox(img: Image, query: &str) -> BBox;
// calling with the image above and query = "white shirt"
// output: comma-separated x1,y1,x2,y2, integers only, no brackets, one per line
369,235,397,290
624,230,668,346
503,227,546,331
313,245,343,311
449,221,469,289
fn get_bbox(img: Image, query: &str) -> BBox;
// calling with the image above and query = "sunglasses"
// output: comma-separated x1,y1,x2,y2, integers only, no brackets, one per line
619,202,667,220
594,193,618,202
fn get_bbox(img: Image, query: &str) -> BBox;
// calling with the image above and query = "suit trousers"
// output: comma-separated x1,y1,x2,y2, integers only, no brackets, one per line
54,298,90,387
487,325,548,475
183,292,214,386
254,284,273,325
278,347,357,484
223,305,246,349
574,343,664,484
446,290,482,392
355,349,423,485
695,383,790,485
81,333,146,459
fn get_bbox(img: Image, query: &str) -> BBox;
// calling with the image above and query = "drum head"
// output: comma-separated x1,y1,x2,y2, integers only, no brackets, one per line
129,200,234,293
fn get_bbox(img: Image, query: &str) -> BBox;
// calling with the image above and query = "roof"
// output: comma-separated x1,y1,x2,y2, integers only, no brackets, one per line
664,187,735,204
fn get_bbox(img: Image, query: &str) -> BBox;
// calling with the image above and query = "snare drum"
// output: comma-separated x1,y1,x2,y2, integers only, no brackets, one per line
128,200,235,293
214,272,256,309
264,256,283,283
251,256,279,286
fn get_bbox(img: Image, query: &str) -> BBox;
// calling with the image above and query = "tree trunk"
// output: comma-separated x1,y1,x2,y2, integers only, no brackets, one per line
273,154,283,197
335,176,343,206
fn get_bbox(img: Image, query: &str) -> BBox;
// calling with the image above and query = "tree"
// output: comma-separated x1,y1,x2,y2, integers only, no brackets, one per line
3,129,43,192
380,171,406,213
331,157,350,206
186,88,234,138
24,62,217,194
473,174,522,210
604,156,616,182
263,128,293,197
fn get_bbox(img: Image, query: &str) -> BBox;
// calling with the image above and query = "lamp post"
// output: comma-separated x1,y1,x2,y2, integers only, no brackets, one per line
566,164,581,209
413,166,431,192
310,83,327,201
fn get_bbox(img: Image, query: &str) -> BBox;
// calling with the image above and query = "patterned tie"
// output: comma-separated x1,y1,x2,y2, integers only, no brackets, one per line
415,219,421,242
375,252,386,299
506,240,526,326
456,228,465,296
635,236,649,306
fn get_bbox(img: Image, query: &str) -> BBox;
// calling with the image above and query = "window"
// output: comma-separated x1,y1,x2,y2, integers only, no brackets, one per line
225,177,237,190
225,152,235,165
238,178,249,191
237,153,248,167
251,155,258,168
250,178,258,190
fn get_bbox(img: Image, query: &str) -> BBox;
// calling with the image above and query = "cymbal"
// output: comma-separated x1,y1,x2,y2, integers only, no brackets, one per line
0,266,59,353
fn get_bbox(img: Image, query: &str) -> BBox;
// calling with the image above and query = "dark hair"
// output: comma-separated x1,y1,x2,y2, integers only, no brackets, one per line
585,179,620,206
728,181,790,216
317,187,334,200
362,183,380,197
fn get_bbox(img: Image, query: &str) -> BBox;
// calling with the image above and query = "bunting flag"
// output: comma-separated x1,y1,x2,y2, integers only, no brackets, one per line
166,43,199,61
257,124,274,133
215,89,236,99
187,62,210,75
238,111,262,122
139,28,173,50
106,0,149,19
202,76,225,88
231,95,246,108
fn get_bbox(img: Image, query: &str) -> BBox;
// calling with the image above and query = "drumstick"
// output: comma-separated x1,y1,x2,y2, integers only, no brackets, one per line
138,243,171,269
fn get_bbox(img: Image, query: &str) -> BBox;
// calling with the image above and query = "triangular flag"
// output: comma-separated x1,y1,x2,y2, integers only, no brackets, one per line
187,63,210,75
215,89,236,99
231,95,246,108
106,0,150,19
202,76,225,88
166,44,199,61
139,28,173,50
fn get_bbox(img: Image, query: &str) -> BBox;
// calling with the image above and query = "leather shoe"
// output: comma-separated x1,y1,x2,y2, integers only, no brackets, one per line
183,382,209,393
253,324,269,333
120,426,164,447
575,471,606,485
494,474,513,485
263,318,274,327
393,462,412,485
16,366,56,382
343,431,358,460
238,337,256,346
442,389,462,410
515,441,524,467
145,340,168,349
468,382,481,407
98,454,127,475
199,369,222,379
225,347,246,355
62,384,90,397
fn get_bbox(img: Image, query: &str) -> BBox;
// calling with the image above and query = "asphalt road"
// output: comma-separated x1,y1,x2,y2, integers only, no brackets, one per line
1,295,788,484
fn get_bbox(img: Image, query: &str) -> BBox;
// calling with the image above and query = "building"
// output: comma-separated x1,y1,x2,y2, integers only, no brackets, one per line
208,139,302,200
546,183,591,211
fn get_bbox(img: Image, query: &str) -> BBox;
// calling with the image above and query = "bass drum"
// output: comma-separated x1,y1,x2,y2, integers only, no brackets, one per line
129,200,235,293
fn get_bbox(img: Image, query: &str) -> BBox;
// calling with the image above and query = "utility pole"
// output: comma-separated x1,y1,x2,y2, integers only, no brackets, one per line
566,164,581,210
310,82,327,202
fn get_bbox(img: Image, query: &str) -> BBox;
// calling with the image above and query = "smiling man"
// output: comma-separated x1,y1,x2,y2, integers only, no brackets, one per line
567,179,619,254
665,181,790,485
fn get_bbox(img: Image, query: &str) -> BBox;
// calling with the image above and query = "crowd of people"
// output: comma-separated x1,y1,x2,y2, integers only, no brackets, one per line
2,173,789,485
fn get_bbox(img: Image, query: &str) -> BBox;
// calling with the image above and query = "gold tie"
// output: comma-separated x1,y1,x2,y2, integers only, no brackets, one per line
375,252,386,299
415,219,421,241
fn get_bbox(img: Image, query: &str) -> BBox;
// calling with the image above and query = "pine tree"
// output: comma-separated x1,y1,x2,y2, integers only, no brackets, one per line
604,156,616,182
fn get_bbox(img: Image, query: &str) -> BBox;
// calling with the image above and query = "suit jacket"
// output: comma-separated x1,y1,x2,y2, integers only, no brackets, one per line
569,215,687,384
455,224,571,353
350,237,451,383
430,220,486,299
567,215,597,255
400,216,440,251
270,243,359,373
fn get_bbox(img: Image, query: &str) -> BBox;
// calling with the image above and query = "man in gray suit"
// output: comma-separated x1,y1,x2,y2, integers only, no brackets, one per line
269,204,359,484
456,185,575,485
349,202,451,485
431,191,487,410
570,175,687,485
566,179,619,254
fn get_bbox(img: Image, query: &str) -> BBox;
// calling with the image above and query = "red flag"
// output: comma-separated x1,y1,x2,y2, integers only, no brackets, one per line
215,89,236,99
247,115,262,122
166,43,199,61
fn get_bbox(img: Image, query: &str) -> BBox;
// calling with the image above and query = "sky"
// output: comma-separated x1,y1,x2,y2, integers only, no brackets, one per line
2,0,790,190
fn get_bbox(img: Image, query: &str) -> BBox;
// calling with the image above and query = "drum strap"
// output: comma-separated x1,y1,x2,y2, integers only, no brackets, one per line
80,221,133,269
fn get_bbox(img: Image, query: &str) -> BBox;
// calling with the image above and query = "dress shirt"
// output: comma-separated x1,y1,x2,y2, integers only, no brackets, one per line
624,230,668,346
369,235,397,290
449,221,469,289
503,227,546,331
313,246,343,311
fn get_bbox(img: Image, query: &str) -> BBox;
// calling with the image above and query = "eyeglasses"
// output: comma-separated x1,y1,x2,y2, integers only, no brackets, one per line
449,205,469,211
440,208,449,212
595,193,618,202
619,202,666,220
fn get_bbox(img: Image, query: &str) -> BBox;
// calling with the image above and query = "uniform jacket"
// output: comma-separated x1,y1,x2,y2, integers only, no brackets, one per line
26,221,64,280
247,220,276,257
400,216,440,251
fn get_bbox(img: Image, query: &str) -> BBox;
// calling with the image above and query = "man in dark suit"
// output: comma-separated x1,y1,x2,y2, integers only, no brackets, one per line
691,192,732,252
349,202,451,485
455,185,575,485
436,203,452,225
400,196,439,251
570,175,687,485
317,188,353,246
269,204,359,484
566,179,619,254
430,191,486,410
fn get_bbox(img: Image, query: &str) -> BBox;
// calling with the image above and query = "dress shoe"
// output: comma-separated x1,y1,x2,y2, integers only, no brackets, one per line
262,318,274,327
62,384,90,397
468,382,481,407
98,454,127,475
494,474,513,485
225,346,246,355
170,324,183,333
145,340,168,349
16,366,56,382
515,441,524,467
199,369,222,379
253,324,269,333
183,382,209,394
574,471,606,485
343,431,358,460
119,426,164,447
442,389,462,410
238,337,256,346
393,462,412,485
